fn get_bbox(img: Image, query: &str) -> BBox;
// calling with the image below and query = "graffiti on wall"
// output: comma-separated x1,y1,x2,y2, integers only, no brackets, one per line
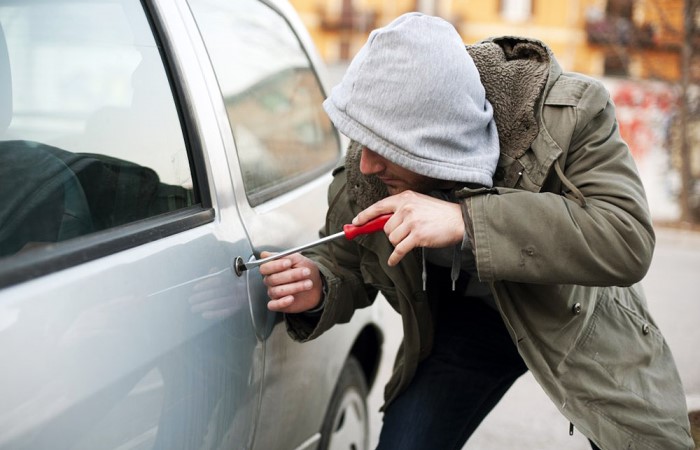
603,78,680,220
605,78,676,161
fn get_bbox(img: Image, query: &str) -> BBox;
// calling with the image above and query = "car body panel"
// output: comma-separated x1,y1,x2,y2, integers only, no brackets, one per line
0,226,260,449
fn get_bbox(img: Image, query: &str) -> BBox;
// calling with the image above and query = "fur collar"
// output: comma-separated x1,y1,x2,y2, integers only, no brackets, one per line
467,37,550,160
345,141,389,210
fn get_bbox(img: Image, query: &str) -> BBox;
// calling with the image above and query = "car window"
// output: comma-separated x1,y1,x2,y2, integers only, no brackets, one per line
187,0,339,206
0,0,195,259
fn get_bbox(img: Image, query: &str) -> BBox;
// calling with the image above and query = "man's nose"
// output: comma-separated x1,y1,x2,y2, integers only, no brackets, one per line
359,147,385,175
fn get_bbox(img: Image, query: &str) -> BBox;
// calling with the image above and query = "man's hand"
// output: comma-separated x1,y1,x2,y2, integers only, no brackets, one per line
353,191,464,266
259,252,323,313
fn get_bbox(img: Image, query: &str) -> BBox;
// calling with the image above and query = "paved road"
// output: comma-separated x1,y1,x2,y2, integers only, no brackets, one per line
366,227,700,449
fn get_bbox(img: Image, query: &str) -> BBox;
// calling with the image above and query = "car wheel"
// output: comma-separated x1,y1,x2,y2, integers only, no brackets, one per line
318,356,369,450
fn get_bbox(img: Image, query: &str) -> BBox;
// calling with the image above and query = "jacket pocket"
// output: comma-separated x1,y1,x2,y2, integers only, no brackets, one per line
563,289,692,449
575,290,666,401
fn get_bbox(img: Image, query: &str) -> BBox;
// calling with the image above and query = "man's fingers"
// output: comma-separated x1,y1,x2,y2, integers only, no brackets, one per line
267,279,313,300
267,296,295,311
259,251,310,275
284,252,308,265
259,256,292,275
353,198,397,225
387,222,410,247
388,236,415,266
264,267,312,288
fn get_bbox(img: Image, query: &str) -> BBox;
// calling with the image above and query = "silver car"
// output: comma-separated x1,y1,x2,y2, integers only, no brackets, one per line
0,0,385,449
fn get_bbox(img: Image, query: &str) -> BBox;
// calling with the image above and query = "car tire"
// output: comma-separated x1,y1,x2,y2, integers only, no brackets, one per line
318,355,370,450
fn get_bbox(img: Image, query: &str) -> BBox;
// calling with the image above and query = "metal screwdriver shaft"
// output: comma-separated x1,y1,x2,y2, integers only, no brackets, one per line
237,214,392,273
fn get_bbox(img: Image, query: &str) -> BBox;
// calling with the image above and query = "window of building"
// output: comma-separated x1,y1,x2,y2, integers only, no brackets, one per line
604,52,630,77
0,0,195,259
500,0,532,22
187,0,340,206
606,0,633,19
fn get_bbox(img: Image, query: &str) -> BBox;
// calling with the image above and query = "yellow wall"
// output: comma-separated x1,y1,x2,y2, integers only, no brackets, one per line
290,0,683,81
453,0,588,73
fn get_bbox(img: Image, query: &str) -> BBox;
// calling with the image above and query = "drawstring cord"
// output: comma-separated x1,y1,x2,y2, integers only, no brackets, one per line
421,245,461,292
554,161,587,208
421,248,427,291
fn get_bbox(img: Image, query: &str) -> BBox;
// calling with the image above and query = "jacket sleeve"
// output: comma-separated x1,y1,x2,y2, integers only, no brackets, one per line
463,80,655,286
285,172,378,342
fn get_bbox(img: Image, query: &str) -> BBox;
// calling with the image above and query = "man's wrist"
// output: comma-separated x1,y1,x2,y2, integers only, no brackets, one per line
304,275,328,315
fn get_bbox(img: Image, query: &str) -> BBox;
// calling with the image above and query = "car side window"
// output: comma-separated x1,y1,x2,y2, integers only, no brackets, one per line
0,0,195,259
187,0,340,206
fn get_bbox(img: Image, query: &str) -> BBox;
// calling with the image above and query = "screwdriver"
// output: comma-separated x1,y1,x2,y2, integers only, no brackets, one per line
235,214,392,274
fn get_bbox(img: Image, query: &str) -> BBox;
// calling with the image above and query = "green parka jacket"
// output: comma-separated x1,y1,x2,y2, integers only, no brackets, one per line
286,37,694,450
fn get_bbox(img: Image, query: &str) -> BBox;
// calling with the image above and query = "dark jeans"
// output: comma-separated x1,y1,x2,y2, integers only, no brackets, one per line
376,269,602,450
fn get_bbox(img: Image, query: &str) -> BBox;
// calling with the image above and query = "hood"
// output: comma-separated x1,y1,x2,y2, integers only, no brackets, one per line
345,36,556,210
323,12,500,187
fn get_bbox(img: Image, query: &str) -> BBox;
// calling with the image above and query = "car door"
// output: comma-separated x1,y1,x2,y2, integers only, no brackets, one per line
184,0,340,333
0,0,262,448
184,0,347,447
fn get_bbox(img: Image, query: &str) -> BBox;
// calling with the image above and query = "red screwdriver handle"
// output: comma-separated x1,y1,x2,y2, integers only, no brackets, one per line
342,214,392,240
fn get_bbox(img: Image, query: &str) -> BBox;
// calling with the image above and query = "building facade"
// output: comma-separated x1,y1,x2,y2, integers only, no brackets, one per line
290,0,693,82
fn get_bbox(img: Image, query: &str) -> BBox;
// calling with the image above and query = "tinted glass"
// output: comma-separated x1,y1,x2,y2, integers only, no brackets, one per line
0,0,194,258
187,0,339,206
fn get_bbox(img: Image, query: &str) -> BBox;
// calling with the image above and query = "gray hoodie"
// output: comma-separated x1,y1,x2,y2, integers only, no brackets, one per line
322,12,500,187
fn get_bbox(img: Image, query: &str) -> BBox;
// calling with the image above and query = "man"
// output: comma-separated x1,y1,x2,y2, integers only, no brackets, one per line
260,12,694,450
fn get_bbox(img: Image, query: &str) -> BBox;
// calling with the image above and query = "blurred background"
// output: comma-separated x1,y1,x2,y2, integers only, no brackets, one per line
289,0,700,229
